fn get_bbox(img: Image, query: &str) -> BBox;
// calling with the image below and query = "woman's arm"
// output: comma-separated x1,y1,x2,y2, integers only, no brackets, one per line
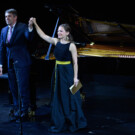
31,17,58,45
70,43,79,86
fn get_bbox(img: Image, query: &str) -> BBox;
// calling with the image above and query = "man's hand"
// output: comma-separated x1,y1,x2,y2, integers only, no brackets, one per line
0,67,3,75
28,18,34,30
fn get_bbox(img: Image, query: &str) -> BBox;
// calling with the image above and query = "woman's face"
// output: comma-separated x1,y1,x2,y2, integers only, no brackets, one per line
57,26,69,39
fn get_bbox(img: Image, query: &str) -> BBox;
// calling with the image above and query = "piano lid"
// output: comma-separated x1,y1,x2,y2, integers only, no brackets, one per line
76,18,135,45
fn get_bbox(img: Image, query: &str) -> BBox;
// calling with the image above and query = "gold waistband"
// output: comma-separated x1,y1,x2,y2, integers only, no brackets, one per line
56,60,71,65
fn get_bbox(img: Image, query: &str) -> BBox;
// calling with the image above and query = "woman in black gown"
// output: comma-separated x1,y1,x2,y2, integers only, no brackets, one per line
31,18,87,132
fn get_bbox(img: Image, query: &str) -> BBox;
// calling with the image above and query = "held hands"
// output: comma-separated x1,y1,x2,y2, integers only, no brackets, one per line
28,17,38,30
29,17,37,25
74,78,79,87
28,20,33,29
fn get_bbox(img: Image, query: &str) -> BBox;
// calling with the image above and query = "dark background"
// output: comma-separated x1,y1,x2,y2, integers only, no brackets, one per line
0,0,135,30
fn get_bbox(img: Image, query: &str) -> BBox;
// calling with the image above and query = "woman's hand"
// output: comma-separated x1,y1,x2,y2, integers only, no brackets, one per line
74,78,79,87
29,17,36,25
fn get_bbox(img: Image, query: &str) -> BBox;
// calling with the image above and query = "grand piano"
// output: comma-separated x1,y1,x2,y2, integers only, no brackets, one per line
32,4,135,62
29,5,135,104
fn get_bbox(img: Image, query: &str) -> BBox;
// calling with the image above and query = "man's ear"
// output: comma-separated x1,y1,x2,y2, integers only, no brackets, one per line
14,16,17,21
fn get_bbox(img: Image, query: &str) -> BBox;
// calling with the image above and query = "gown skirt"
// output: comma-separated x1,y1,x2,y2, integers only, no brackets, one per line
49,62,87,132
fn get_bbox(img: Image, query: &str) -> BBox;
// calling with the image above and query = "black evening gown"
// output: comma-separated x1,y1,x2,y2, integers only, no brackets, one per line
49,42,87,132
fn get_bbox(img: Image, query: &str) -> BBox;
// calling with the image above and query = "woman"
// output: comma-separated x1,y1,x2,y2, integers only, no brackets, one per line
31,17,87,132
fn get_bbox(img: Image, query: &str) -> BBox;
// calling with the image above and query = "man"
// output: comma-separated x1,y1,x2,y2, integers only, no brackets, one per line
0,8,34,121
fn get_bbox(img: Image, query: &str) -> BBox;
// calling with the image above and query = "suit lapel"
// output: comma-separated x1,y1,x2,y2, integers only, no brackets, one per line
10,23,18,44
3,26,8,43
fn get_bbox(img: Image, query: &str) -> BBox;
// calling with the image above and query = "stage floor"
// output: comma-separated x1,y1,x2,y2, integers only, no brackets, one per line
1,73,135,135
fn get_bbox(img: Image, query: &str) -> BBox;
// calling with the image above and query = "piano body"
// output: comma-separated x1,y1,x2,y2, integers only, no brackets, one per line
75,18,135,58
32,6,135,55
31,4,135,75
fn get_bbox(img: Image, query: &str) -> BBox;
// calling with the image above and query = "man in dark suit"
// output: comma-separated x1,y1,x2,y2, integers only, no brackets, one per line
0,8,34,121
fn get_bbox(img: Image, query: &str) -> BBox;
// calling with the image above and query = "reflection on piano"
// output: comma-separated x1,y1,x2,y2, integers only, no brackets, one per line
31,4,135,60
75,17,135,59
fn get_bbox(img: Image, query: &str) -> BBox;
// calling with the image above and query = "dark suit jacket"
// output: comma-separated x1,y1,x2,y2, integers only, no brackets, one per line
0,22,34,68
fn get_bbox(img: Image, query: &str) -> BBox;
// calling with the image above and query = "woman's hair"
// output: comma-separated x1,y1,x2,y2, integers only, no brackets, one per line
59,23,74,42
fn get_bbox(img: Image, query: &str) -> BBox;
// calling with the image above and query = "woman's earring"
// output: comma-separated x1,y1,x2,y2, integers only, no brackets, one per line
66,36,69,41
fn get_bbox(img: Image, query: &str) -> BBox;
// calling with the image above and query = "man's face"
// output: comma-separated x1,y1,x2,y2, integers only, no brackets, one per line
5,12,17,26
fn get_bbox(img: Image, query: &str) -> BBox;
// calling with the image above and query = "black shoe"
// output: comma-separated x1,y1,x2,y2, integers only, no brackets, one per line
14,110,20,118
48,126,61,133
16,112,29,123
9,114,16,121
9,109,17,121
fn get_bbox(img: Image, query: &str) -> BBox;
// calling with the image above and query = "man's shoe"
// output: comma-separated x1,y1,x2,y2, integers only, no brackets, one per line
14,110,20,118
9,109,17,121
21,111,28,117
16,112,29,123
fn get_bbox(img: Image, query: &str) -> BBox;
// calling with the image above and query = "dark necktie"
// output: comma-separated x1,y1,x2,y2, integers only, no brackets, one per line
7,27,13,43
